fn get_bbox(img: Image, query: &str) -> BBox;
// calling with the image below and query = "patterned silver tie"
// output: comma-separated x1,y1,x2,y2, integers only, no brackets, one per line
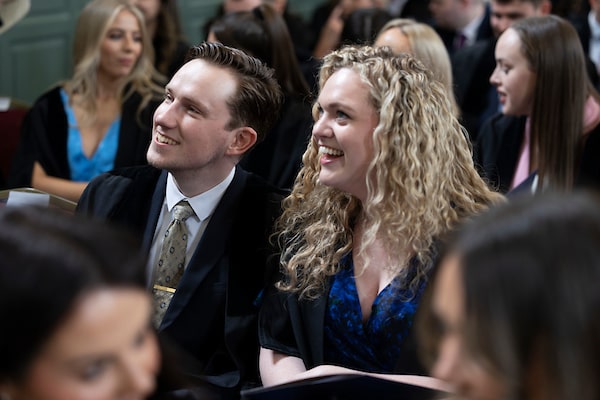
152,200,194,328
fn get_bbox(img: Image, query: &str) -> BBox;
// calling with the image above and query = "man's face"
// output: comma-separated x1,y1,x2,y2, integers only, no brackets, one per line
429,0,463,31
490,0,550,37
146,59,242,184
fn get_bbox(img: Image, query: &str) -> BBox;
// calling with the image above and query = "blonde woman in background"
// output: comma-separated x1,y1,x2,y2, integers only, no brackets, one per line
375,18,459,116
9,0,164,202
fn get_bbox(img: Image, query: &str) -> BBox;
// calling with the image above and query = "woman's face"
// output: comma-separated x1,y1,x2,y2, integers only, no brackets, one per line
429,254,507,400
312,67,379,201
374,27,412,55
98,9,143,81
5,288,160,400
489,28,536,116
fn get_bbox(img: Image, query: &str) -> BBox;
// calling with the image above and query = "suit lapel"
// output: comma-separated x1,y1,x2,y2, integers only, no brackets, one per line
142,170,168,251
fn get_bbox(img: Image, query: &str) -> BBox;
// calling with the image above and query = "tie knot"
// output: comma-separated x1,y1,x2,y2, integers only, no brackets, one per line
173,201,194,222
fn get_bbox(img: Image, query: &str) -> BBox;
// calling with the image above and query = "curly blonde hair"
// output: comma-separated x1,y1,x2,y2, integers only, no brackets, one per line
276,45,503,300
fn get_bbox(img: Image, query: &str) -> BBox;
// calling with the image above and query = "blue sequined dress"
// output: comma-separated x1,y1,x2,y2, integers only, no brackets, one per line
323,254,425,372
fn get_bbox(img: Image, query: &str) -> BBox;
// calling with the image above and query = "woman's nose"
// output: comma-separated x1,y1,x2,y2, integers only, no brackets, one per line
490,67,500,86
431,337,461,383
117,357,156,399
312,116,332,140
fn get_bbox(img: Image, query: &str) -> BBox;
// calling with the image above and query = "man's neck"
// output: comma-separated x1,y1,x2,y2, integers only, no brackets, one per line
170,165,236,198
460,2,485,31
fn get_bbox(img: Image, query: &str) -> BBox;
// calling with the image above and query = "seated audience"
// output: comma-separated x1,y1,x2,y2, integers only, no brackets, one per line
419,190,600,400
8,0,163,202
374,18,459,116
132,0,190,79
476,15,600,194
258,45,503,386
0,206,189,399
208,4,314,190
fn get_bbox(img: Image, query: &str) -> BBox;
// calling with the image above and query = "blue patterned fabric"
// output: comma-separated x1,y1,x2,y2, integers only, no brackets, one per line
323,254,425,372
60,89,121,182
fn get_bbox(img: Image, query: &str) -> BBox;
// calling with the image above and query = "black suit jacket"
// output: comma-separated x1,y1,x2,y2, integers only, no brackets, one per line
8,86,158,188
77,165,284,397
435,4,492,56
452,37,498,142
474,113,526,193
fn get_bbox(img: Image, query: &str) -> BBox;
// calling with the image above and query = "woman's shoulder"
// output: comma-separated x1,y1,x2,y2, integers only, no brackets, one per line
25,85,67,120
30,85,63,106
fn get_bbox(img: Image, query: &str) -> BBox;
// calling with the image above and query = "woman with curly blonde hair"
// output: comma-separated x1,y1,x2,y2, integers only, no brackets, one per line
258,44,503,387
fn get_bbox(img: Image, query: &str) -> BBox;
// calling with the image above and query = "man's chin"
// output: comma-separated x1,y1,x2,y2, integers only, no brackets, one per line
146,152,164,169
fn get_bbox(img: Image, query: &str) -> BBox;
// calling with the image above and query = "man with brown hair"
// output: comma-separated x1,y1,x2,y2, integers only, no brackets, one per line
78,42,285,399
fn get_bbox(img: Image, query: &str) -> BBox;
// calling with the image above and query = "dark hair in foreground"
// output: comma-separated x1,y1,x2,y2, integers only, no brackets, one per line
185,41,284,145
0,206,147,382
0,207,207,398
419,191,600,400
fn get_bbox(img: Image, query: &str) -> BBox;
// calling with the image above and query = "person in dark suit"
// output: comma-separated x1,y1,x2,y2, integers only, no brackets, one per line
429,0,493,56
77,42,285,399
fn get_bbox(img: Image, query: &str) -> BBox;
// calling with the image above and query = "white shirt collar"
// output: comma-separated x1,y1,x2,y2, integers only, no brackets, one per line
165,168,235,221
460,11,485,46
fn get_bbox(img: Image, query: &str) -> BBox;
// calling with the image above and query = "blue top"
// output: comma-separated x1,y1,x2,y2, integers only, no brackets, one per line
323,254,424,372
60,89,121,182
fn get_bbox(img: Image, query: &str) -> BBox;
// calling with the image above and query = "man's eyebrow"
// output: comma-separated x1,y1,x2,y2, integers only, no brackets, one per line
319,101,359,114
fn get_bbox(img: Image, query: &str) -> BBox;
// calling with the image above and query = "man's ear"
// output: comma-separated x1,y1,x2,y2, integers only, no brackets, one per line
227,127,258,156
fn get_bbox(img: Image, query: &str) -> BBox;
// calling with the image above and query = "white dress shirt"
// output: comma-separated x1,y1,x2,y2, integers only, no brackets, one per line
147,168,235,284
